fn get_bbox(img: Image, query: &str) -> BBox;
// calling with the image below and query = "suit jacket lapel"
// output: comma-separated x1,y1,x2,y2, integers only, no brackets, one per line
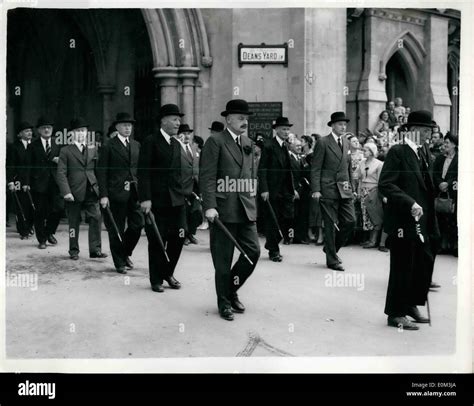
327,133,343,161
112,137,130,164
223,130,243,167
272,137,286,168
403,145,426,191
70,144,86,166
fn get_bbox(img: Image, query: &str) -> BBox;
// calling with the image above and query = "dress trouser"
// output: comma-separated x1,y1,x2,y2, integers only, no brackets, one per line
210,220,260,313
320,197,355,266
144,205,186,286
66,186,102,256
13,190,34,237
264,196,293,254
103,196,144,268
33,184,63,244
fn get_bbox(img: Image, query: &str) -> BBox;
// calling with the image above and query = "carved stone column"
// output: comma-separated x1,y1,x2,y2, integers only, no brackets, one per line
153,67,179,106
97,84,116,134
179,67,200,128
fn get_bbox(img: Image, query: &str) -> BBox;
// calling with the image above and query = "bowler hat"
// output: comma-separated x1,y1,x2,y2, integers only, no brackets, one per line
221,99,254,117
178,124,193,134
272,116,293,129
327,111,350,126
113,112,136,126
159,104,184,119
17,121,33,133
36,116,54,128
69,117,89,131
208,121,225,132
405,110,435,128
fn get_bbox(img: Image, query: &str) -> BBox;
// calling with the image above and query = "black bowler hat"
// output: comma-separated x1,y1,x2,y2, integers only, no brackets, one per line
178,124,193,133
327,111,350,126
272,116,293,129
221,99,254,117
36,116,54,128
208,121,225,132
159,104,184,119
113,112,136,126
17,121,33,133
405,110,435,128
69,117,89,131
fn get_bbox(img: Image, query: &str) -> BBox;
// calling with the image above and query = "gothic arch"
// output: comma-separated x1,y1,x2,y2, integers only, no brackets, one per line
379,30,426,84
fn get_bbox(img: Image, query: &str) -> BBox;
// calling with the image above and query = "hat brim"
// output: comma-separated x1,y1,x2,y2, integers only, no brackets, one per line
69,125,90,131
160,113,185,118
36,123,54,128
405,122,436,128
272,123,293,129
327,119,350,126
221,110,254,117
114,119,136,125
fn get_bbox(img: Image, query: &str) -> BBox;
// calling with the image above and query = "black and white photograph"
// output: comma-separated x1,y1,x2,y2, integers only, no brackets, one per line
2,1,471,376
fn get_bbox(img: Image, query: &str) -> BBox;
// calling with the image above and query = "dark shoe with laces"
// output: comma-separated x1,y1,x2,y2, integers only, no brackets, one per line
165,276,181,289
328,263,345,271
90,252,108,259
116,267,127,274
219,308,234,321
38,243,47,249
70,254,79,260
387,316,419,330
188,235,198,244
231,297,245,313
47,234,58,245
151,284,164,293
406,306,430,323
269,253,282,262
125,257,134,269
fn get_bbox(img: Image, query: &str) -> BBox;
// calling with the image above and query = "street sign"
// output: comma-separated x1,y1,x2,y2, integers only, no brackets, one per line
238,43,288,67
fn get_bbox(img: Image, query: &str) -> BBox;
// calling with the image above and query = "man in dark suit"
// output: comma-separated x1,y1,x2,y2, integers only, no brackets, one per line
379,110,439,330
288,138,310,244
138,104,187,293
57,117,106,260
176,124,201,246
311,112,356,271
200,99,261,321
7,121,35,239
97,112,143,274
25,117,63,249
258,116,296,261
208,121,225,137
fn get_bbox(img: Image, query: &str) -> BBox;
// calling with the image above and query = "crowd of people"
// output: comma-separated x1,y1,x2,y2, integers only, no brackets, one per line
6,98,458,325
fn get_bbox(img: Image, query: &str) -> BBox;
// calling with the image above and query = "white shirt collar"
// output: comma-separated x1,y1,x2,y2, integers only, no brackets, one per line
331,131,342,143
178,139,190,151
41,137,51,149
289,151,298,160
275,135,284,147
117,133,130,146
160,128,171,144
74,141,86,151
21,139,29,148
404,137,418,156
227,127,240,143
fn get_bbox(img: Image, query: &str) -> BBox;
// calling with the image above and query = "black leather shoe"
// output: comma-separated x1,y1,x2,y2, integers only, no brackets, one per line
165,276,181,289
90,252,108,258
328,263,345,271
220,308,234,321
406,306,430,323
363,243,377,249
378,246,389,252
29,228,35,236
283,239,292,245
387,316,419,330
269,253,282,262
231,297,245,313
70,254,79,260
183,238,190,246
47,234,58,245
430,282,441,289
125,257,134,269
323,246,341,263
188,235,198,244
116,267,127,274
293,239,310,245
20,235,29,240
38,243,47,249
151,284,164,293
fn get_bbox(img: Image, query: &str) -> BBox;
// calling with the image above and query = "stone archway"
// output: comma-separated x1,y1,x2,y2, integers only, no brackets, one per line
141,9,212,130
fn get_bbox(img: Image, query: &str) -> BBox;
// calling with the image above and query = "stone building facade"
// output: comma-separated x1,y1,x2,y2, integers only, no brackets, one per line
6,8,460,143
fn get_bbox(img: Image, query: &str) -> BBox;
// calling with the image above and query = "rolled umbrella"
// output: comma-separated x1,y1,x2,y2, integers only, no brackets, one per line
319,200,340,232
265,199,283,239
146,211,170,263
26,189,36,212
104,205,123,244
11,190,26,223
214,217,254,266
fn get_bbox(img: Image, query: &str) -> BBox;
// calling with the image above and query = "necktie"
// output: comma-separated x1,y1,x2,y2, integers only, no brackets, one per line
337,137,342,151
125,138,130,150
186,144,193,161
82,144,86,156
235,136,240,147
45,139,51,156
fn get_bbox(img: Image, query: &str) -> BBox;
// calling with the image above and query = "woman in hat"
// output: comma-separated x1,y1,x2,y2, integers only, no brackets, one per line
357,142,384,248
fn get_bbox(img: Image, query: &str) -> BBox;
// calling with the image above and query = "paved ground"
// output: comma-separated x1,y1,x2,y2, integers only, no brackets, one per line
5,223,457,360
